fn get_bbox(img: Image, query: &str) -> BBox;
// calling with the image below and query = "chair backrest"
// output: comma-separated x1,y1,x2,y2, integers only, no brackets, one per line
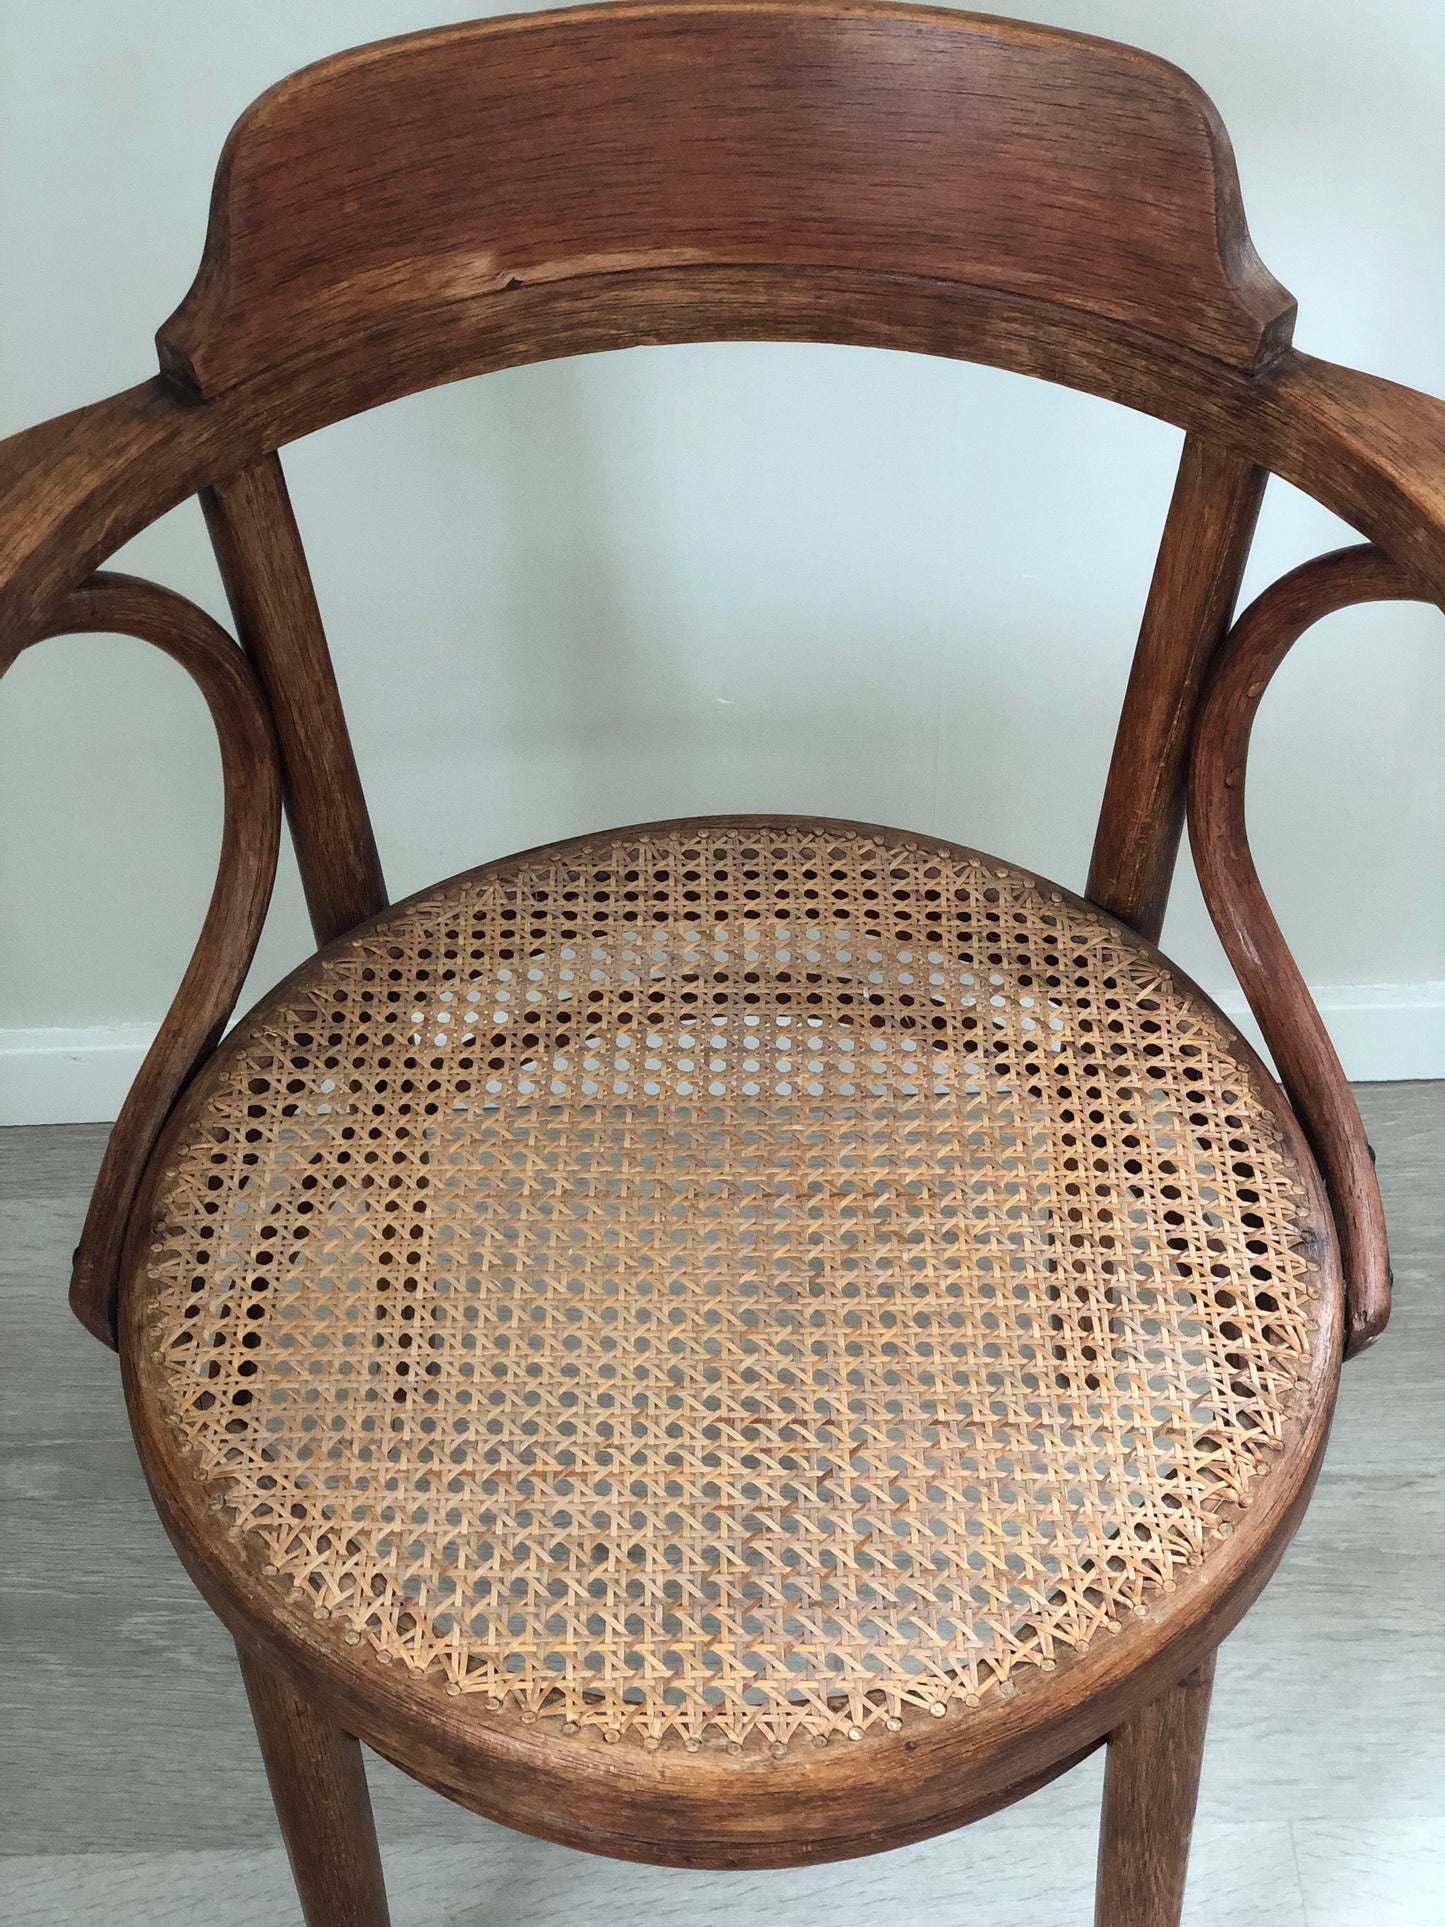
159,1,1294,398
164,0,1294,962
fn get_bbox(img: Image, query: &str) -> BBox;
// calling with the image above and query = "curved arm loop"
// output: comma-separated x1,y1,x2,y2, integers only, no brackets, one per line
1189,544,1436,1357
9,572,282,1346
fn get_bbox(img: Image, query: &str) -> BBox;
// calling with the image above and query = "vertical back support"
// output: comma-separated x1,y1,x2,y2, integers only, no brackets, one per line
202,455,386,944
156,3,1292,961
1088,436,1266,940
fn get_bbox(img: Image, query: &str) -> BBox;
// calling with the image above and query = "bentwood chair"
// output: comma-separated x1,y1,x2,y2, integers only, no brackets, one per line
4,6,1441,1923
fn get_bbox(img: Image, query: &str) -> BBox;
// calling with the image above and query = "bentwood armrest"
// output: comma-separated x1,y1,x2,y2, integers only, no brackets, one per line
4,364,1443,1348
5,349,1445,663
0,383,207,665
4,571,281,1344
1191,544,1436,1357
1245,353,1445,587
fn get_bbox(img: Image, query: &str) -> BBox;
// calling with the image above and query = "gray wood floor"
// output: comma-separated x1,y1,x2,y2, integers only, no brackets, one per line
2,1087,1441,1924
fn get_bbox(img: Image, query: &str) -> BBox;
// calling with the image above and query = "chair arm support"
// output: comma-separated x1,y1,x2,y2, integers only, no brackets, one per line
0,380,225,668
1262,357,1445,600
1188,543,1433,1357
8,572,281,1346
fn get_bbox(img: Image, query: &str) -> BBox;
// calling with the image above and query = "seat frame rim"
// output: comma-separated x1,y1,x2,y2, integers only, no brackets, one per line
117,812,1343,1868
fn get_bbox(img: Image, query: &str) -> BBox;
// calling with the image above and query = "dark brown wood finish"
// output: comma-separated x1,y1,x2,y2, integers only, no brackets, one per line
1088,435,1266,940
157,2,1293,399
9,318,1445,678
202,454,386,945
9,572,281,1345
1,0,1438,1904
1094,1657,1217,1927
236,1643,391,1927
1190,543,1432,1354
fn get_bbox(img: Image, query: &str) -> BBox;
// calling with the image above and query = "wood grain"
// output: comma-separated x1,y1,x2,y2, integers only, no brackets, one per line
1189,543,1433,1355
156,2,1293,399
1088,435,1266,940
236,1643,391,1926
8,324,1445,682
202,455,386,945
1094,1657,1216,1927
8,573,281,1346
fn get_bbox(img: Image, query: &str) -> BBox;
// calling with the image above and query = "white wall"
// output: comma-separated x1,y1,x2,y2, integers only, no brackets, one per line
3,0,1444,1123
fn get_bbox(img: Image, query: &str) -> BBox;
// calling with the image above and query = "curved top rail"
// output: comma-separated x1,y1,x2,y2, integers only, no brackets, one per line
6,363,1445,684
156,0,1294,398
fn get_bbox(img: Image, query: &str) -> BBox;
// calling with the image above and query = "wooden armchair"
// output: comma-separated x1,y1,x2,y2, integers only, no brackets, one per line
3,7,1440,1923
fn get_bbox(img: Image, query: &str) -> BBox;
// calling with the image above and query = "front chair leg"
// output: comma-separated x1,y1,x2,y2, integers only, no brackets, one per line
1095,1652,1216,1927
236,1642,392,1927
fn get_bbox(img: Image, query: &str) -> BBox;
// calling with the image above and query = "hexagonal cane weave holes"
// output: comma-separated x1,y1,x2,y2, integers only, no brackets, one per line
134,820,1326,1751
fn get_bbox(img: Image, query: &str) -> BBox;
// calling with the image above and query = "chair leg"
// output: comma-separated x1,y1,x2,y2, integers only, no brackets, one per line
236,1643,392,1927
1094,1653,1216,1927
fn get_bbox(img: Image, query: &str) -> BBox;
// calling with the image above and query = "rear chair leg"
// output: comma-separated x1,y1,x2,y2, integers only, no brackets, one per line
236,1643,391,1927
1095,1653,1216,1927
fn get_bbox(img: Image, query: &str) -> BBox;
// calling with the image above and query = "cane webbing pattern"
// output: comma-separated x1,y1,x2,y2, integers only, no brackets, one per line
135,820,1325,1752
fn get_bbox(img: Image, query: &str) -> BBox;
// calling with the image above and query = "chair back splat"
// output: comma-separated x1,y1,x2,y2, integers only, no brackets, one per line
157,4,1296,398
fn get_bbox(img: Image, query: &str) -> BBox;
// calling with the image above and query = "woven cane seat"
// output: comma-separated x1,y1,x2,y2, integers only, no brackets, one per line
129,818,1329,1756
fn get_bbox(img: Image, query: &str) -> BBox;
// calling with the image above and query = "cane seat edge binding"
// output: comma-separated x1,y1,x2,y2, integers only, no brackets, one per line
118,815,1341,1862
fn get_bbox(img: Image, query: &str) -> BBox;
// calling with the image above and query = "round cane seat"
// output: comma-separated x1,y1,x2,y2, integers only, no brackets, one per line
127,817,1334,1772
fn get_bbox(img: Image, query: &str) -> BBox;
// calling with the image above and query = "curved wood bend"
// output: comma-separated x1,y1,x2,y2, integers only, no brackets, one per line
155,2,1294,400
1189,543,1435,1357
202,455,387,947
9,572,282,1346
